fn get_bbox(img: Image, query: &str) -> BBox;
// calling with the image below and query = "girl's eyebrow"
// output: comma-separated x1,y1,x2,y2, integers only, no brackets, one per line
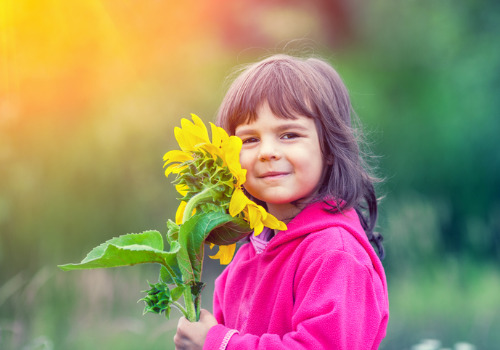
235,121,310,136
274,123,309,133
234,127,254,137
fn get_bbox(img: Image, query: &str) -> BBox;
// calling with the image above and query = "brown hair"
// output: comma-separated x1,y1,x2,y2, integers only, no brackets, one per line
216,54,384,258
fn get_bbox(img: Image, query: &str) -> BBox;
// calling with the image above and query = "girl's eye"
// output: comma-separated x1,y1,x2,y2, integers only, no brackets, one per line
242,137,258,144
281,133,299,140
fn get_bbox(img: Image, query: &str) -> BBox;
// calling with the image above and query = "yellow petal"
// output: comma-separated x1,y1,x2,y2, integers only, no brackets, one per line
202,143,222,159
229,187,249,217
224,136,244,180
174,115,209,151
181,115,210,147
210,123,222,147
245,202,287,234
253,221,264,235
163,149,192,163
262,212,288,231
174,126,192,152
246,204,264,235
209,244,236,265
210,122,229,148
164,163,186,177
175,200,196,224
191,114,210,140
255,205,287,231
175,184,189,196
175,201,187,225
163,150,192,177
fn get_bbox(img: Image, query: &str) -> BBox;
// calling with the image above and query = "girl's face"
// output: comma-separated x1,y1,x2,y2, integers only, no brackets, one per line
235,102,325,221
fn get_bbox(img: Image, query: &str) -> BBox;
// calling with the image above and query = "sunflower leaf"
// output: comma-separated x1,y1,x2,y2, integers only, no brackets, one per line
177,212,241,283
58,231,180,271
205,217,251,245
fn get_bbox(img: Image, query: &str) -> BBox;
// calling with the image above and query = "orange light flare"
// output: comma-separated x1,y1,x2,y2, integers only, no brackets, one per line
0,0,203,124
0,0,130,121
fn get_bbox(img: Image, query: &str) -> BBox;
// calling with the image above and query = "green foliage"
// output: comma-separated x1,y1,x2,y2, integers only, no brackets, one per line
58,231,179,271
334,0,500,261
205,216,252,245
57,211,248,322
176,212,237,284
384,260,500,350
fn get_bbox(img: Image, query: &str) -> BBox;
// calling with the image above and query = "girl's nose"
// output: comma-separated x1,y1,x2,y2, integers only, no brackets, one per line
258,140,281,161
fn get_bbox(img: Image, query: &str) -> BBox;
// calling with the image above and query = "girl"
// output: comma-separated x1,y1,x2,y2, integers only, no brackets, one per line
174,54,389,349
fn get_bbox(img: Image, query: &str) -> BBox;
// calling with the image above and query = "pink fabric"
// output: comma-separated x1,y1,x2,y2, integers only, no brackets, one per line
249,227,273,254
204,201,389,350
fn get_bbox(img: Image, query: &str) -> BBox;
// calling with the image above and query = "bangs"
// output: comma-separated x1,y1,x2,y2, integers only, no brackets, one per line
219,57,318,135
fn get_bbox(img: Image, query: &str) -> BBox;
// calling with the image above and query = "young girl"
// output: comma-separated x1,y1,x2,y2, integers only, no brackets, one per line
174,54,389,350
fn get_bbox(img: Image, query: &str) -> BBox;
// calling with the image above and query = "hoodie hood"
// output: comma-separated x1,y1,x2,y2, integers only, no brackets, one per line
265,200,386,287
267,201,364,251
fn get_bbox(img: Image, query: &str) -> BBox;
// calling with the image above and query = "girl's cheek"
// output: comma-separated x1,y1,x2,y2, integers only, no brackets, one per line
239,151,252,170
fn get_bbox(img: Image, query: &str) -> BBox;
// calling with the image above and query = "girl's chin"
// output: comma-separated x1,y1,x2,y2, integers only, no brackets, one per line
262,199,303,208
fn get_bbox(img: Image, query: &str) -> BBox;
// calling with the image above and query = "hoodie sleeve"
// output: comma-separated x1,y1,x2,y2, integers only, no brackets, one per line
205,249,388,350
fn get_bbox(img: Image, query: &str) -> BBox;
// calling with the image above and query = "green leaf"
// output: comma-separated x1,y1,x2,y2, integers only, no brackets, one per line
166,219,180,244
159,264,181,285
170,285,184,301
177,212,241,283
58,231,180,271
205,216,251,245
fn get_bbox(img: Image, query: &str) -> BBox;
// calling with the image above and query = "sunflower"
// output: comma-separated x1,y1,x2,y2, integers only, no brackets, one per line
163,115,286,264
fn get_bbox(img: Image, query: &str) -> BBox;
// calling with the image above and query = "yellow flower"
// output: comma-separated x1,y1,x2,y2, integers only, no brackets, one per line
163,114,247,181
163,114,287,264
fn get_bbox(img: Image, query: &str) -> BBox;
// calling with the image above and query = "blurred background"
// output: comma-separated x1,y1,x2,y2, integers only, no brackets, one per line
1,0,499,349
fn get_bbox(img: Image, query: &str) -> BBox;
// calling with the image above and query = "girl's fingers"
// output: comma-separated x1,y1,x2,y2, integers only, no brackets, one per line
173,311,217,349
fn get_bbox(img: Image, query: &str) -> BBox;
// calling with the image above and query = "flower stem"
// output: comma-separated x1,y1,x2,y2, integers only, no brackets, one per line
180,186,220,322
172,301,188,317
183,285,198,322
182,185,217,223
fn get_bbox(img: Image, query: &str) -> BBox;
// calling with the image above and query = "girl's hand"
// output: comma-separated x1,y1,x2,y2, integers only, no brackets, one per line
174,309,218,350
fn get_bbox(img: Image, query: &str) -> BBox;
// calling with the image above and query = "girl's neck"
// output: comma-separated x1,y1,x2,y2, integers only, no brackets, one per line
266,202,305,226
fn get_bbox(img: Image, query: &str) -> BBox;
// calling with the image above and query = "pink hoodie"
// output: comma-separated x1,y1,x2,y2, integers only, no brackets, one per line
204,201,389,349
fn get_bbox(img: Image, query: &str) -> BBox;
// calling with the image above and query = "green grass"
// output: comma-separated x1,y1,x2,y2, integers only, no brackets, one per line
1,257,498,349
383,259,500,350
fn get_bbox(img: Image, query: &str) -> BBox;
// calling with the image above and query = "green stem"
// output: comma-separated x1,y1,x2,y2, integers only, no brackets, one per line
180,185,220,322
172,301,188,317
183,285,198,322
194,293,201,320
182,185,218,223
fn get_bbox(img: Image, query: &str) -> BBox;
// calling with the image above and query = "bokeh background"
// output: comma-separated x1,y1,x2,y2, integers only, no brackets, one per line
1,0,499,349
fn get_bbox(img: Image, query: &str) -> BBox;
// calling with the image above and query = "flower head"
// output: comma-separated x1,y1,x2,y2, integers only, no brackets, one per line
163,115,286,264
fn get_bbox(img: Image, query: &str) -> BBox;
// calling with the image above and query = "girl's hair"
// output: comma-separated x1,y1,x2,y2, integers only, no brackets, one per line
216,54,384,259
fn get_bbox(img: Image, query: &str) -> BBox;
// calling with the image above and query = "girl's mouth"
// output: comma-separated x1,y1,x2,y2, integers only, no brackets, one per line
259,171,288,179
